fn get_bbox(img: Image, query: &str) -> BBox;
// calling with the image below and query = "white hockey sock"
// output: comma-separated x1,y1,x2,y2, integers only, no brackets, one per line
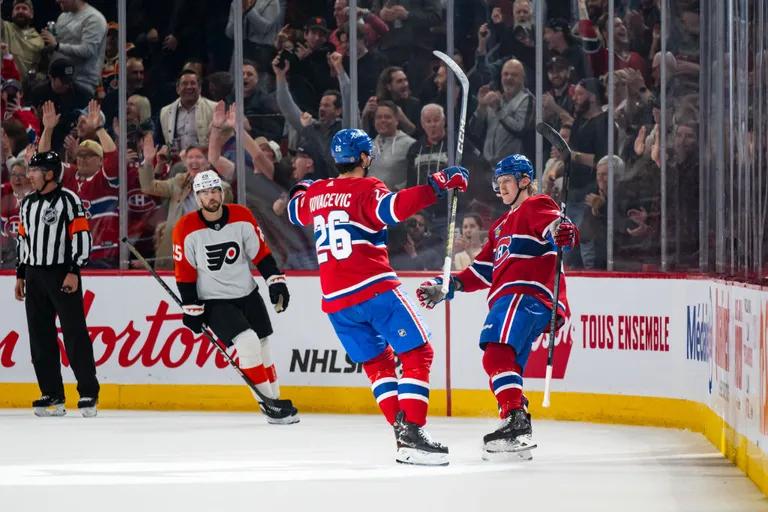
233,330,274,400
260,337,280,398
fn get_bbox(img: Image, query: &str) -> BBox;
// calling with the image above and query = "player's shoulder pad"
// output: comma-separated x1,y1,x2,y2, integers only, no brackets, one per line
529,193,560,209
226,203,255,222
174,209,205,237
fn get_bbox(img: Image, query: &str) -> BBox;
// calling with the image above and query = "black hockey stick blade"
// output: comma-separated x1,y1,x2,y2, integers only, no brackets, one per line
536,122,570,157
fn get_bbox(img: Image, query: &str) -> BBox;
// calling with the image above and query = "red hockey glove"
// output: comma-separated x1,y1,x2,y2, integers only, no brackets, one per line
554,220,577,248
428,166,469,197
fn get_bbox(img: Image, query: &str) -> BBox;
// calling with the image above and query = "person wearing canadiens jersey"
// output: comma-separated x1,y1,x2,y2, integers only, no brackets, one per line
172,169,298,424
287,128,468,466
416,154,578,460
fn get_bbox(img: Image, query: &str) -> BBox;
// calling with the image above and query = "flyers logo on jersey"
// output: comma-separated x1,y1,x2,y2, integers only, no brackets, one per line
205,241,240,271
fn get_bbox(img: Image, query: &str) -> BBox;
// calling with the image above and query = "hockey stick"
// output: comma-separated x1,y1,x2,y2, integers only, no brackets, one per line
120,237,295,415
534,122,572,408
433,50,469,295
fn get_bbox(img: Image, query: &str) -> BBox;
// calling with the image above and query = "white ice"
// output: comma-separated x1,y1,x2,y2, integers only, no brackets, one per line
1,410,766,512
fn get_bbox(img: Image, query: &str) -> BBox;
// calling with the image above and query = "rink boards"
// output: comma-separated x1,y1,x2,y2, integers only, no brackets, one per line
0,272,767,494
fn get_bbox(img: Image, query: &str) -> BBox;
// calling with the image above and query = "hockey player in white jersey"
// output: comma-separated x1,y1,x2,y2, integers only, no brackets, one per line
172,170,298,424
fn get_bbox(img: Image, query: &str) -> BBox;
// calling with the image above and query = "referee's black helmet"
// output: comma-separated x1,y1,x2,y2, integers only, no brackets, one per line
29,151,62,181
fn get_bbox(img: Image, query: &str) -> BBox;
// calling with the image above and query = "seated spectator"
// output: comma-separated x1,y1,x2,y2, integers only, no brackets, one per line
159,69,217,150
581,155,624,269
389,212,442,271
1,79,40,142
39,100,119,267
42,0,107,95
0,157,32,266
226,59,283,142
541,56,576,129
369,100,415,191
28,57,92,152
330,0,388,51
406,104,449,188
363,67,421,136
225,0,283,75
453,213,486,271
1,0,44,86
273,56,342,177
139,134,233,270
470,58,534,165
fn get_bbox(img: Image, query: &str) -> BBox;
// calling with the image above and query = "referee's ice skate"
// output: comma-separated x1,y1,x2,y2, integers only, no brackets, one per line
393,411,449,466
78,397,98,418
32,395,66,417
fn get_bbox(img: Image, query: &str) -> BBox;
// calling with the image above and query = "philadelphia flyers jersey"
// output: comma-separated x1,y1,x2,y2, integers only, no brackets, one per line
455,194,572,328
173,204,272,300
287,176,437,313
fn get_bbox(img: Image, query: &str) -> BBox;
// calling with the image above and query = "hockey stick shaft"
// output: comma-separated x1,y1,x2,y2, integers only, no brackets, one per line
433,50,469,294
120,237,293,412
534,123,572,407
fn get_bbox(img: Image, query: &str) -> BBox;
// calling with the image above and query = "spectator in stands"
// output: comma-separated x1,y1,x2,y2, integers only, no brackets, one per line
543,18,590,82
102,56,146,127
273,56,342,177
376,0,442,88
389,212,442,271
336,20,387,111
290,17,336,114
329,0,389,51
28,57,91,154
1,79,40,142
666,121,699,268
453,213,485,271
470,58,534,165
542,56,576,129
363,67,420,136
226,59,282,142
581,155,624,269
1,0,44,86
139,134,232,270
369,100,415,191
42,0,107,95
0,157,32,266
159,69,217,150
225,0,284,75
206,72,234,102
39,100,119,267
406,103,448,188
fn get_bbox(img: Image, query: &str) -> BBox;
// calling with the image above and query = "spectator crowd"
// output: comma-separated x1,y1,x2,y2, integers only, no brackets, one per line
0,0,704,272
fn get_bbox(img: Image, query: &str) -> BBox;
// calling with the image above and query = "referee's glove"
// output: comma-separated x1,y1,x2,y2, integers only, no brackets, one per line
266,275,289,313
181,303,205,334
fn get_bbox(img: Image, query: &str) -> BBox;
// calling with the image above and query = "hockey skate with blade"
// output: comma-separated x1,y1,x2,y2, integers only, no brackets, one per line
78,397,98,418
393,411,449,466
259,401,300,424
482,408,536,461
33,395,66,417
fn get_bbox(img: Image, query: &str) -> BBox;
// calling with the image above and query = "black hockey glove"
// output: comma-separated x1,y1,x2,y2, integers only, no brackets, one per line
266,275,289,313
181,304,205,333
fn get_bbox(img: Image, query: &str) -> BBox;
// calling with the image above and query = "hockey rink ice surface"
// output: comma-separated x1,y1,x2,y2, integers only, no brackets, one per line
1,411,767,512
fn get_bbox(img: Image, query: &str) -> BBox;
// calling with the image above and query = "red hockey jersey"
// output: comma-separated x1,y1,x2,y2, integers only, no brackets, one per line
455,194,571,327
288,176,437,313
0,183,23,239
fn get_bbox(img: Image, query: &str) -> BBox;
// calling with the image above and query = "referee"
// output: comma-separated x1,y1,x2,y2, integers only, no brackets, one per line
13,151,100,417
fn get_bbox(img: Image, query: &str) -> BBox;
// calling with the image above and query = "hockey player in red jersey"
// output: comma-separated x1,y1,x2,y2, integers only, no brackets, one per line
287,128,469,465
416,154,578,459
173,170,298,424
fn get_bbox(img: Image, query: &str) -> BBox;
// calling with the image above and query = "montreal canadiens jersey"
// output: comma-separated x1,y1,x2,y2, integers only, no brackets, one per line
455,194,571,326
173,204,272,301
287,176,437,313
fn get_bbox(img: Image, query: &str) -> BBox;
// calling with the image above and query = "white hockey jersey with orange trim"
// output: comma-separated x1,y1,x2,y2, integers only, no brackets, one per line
172,204,272,300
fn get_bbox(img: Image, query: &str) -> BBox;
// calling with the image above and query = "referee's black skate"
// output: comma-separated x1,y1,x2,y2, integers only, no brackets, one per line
393,411,449,466
259,401,300,425
78,397,98,418
32,395,66,417
482,408,536,461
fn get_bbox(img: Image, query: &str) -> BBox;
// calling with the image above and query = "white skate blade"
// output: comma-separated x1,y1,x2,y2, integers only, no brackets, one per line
265,413,300,425
33,404,66,417
483,434,537,455
80,407,98,418
482,447,534,462
396,447,449,466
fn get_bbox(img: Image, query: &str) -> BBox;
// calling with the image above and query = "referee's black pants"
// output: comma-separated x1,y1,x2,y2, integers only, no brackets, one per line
24,267,100,399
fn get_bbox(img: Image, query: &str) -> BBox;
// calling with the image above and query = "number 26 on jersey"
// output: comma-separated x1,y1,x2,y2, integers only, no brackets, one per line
314,210,352,264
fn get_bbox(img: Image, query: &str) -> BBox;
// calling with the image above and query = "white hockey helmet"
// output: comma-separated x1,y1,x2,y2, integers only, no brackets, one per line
193,170,223,194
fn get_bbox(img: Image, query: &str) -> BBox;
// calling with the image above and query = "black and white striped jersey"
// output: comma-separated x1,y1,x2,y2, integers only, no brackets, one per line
16,186,92,277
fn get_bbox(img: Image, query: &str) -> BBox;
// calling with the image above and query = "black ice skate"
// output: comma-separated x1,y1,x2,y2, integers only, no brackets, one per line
78,397,98,418
482,408,536,461
259,401,300,425
32,395,66,417
393,411,449,466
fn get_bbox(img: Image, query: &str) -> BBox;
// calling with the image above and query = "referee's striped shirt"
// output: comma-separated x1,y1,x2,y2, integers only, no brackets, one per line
16,186,92,278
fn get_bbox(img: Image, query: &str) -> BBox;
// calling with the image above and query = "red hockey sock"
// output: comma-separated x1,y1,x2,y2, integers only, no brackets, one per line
242,364,275,399
363,346,400,425
398,342,434,427
482,343,524,418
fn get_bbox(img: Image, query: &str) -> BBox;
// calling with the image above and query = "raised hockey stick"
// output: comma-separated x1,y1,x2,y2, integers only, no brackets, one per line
433,50,469,295
120,237,296,415
534,122,572,408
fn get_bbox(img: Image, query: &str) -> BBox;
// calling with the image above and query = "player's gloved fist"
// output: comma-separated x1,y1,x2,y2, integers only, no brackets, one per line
181,303,205,334
288,179,314,199
266,274,290,313
554,219,577,248
428,166,469,197
416,276,457,309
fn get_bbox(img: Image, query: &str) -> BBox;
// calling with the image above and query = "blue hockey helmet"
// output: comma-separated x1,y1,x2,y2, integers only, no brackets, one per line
330,128,375,164
493,154,535,192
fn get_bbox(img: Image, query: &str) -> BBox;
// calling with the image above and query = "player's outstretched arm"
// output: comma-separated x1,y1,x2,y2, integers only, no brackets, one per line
286,180,314,227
